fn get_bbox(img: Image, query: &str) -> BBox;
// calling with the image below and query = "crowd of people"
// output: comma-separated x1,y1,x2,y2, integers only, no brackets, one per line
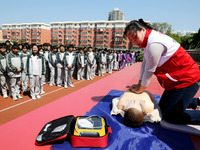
0,40,137,100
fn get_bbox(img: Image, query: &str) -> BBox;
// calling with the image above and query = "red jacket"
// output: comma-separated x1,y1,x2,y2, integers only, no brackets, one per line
154,46,200,90
144,30,200,90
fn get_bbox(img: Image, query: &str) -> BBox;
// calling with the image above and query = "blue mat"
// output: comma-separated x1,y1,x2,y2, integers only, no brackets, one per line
51,90,195,150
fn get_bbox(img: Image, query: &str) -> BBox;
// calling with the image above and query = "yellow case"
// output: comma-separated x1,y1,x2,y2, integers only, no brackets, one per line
74,117,106,137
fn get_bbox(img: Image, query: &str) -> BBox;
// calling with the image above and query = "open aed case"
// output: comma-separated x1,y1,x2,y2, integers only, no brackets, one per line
35,115,112,148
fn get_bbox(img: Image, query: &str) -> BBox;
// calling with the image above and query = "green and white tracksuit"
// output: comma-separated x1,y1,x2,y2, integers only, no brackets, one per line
86,52,95,80
56,51,65,86
76,53,85,80
0,53,7,97
48,52,57,85
63,51,76,86
21,52,29,91
7,52,23,98
26,54,45,98
99,52,107,76
107,53,114,73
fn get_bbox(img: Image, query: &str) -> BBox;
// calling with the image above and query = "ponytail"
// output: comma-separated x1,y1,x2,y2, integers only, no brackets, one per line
124,18,153,38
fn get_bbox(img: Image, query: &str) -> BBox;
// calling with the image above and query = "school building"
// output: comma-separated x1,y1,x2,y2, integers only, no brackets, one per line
1,20,150,50
0,28,3,41
50,20,139,50
1,23,51,44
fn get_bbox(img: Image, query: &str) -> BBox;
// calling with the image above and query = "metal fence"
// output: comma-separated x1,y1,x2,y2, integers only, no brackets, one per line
186,49,200,65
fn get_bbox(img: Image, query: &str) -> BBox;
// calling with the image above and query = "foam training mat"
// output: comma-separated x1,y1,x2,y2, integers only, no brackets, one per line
51,90,195,150
160,120,200,137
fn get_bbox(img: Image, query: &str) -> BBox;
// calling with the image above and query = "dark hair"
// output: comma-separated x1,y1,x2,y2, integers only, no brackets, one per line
43,43,48,47
87,47,93,50
124,18,153,38
60,45,65,48
124,108,144,128
12,44,19,50
79,47,84,51
0,43,6,49
23,45,29,49
5,40,10,43
68,44,74,49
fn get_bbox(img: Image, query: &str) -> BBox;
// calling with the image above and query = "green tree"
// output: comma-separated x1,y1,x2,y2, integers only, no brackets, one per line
18,39,26,44
180,36,192,50
170,34,181,44
190,28,200,49
152,22,172,35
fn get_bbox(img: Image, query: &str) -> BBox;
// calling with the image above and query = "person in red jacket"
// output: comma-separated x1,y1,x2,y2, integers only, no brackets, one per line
124,19,200,124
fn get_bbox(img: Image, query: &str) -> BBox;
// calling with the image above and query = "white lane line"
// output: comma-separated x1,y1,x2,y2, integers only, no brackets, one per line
0,80,85,113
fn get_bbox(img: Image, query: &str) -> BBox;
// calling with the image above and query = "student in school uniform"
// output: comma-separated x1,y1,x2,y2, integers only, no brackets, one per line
131,50,136,64
18,44,23,56
120,51,126,69
63,44,76,88
20,45,29,92
26,44,45,100
94,49,100,76
0,43,8,98
125,50,133,67
56,45,65,87
91,49,98,78
83,50,88,79
7,44,23,101
76,47,86,80
86,47,95,80
99,49,107,76
38,46,46,94
107,50,114,73
43,43,50,83
113,50,118,71
48,46,58,86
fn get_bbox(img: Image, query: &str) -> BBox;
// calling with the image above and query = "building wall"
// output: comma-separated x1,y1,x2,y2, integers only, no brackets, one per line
2,23,51,44
0,28,2,41
108,8,124,21
50,20,138,50
1,20,145,50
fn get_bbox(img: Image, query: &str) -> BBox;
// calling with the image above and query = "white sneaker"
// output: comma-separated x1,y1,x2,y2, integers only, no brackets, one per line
36,95,41,99
13,96,18,101
40,91,45,94
3,95,8,98
64,85,68,89
17,94,23,99
57,85,61,87
32,96,36,100
49,83,53,86
69,84,74,88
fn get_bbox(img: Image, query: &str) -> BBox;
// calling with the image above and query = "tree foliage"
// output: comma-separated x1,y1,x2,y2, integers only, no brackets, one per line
151,22,200,50
190,28,200,49
152,22,172,35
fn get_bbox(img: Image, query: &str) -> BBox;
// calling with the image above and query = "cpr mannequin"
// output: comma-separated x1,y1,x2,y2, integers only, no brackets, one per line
111,90,162,128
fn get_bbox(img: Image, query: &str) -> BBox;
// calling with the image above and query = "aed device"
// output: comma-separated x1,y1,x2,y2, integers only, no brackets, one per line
74,116,106,137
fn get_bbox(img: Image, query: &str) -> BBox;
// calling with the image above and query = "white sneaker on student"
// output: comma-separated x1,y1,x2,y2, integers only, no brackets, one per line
32,96,36,100
40,91,45,94
17,94,23,99
36,95,41,99
3,94,8,98
13,96,18,101
49,83,53,86
64,85,68,89
69,84,74,88
57,85,61,87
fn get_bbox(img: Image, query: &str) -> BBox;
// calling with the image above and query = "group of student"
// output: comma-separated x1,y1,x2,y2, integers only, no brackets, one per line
0,40,136,101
